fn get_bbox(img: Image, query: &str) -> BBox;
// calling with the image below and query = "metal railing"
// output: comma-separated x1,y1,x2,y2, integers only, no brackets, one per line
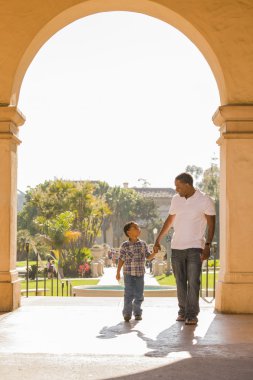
200,243,218,302
22,269,73,297
21,243,72,297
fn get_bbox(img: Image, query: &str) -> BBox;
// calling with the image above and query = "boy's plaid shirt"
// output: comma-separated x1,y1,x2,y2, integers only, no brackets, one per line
119,239,150,276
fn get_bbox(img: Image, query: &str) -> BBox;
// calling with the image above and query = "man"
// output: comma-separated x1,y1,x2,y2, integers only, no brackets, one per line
154,172,215,325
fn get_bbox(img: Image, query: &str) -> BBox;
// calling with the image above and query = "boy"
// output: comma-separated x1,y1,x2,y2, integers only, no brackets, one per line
116,221,158,322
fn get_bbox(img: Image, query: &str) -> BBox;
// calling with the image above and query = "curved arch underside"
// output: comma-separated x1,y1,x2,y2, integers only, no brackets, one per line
2,0,250,106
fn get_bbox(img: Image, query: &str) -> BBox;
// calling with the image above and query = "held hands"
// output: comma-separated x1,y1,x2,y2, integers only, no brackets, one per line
148,242,160,260
153,241,161,253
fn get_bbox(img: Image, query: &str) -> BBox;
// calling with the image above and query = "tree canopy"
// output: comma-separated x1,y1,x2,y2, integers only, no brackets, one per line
18,179,159,250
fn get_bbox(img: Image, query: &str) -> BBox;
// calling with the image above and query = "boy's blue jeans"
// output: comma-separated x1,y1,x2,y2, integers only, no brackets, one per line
171,248,202,319
123,274,144,317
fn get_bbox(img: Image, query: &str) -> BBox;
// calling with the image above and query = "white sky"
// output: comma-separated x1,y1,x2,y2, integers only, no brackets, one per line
18,11,220,192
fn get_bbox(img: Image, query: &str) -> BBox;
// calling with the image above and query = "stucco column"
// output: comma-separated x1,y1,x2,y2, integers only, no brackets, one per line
213,105,253,313
0,106,25,311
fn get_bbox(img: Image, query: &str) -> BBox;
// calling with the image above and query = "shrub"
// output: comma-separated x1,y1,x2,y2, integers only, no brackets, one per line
62,248,91,277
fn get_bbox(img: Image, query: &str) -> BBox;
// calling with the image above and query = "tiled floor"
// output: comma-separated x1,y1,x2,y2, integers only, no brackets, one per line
0,296,253,379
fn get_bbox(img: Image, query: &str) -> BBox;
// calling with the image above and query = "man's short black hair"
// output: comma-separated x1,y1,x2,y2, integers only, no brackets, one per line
175,172,193,186
123,221,136,237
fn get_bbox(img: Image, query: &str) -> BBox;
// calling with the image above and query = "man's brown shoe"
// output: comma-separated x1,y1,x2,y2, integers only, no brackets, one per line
185,317,198,325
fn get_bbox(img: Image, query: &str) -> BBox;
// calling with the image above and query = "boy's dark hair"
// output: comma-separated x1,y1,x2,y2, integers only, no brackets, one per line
175,172,193,186
124,221,136,237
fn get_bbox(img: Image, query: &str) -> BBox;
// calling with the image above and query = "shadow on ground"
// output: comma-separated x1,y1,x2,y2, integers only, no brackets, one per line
107,357,253,380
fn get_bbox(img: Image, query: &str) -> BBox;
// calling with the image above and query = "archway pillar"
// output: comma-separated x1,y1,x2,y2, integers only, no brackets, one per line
0,106,25,311
213,105,253,313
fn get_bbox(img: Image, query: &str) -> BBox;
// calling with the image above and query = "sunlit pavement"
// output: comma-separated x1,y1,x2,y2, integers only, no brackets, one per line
98,266,160,286
0,296,253,380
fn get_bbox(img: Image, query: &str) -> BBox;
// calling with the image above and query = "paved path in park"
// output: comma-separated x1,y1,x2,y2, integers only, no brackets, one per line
98,266,159,286
0,296,253,380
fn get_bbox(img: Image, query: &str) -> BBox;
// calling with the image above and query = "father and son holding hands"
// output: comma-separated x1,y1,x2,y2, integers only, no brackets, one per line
116,172,216,325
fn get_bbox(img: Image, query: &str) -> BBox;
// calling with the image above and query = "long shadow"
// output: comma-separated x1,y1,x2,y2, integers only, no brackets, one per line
97,319,200,357
97,316,253,380
106,357,253,380
97,320,139,339
137,323,199,358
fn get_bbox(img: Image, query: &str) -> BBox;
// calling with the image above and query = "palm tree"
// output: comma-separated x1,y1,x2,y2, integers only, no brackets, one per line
35,211,75,277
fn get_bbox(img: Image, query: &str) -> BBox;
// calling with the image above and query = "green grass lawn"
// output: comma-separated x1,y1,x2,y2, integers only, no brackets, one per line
18,260,99,296
156,272,218,289
207,259,220,268
17,261,41,267
20,278,99,296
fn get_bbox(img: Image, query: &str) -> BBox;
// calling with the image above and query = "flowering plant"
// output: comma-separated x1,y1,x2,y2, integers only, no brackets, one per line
78,262,90,277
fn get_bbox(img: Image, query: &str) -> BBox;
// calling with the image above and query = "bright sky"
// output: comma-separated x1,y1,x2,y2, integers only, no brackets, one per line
18,11,220,192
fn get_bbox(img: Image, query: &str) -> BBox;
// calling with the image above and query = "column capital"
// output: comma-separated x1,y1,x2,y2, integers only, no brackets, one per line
213,105,253,142
213,104,253,126
0,105,25,126
0,106,25,143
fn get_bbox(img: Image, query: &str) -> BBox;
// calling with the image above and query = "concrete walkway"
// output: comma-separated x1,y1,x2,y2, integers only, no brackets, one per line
98,266,159,286
0,296,253,380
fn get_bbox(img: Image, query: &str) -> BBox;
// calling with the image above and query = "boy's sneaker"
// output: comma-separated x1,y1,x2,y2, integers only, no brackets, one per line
124,315,131,322
135,315,142,320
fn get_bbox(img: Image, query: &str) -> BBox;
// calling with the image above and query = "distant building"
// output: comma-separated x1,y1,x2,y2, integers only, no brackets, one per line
99,183,175,247
133,187,175,221
17,190,25,212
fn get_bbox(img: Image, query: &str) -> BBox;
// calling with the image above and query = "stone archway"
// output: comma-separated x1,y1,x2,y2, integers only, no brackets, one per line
13,4,228,107
1,0,253,312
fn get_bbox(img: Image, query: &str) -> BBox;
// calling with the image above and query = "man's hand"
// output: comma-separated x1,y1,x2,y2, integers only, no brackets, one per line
116,271,121,281
154,241,161,252
200,246,210,262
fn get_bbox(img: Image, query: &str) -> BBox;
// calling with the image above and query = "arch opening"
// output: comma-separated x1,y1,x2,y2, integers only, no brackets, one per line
18,11,220,192
11,0,225,106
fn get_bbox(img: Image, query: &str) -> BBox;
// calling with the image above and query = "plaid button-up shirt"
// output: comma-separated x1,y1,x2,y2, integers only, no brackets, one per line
119,239,150,276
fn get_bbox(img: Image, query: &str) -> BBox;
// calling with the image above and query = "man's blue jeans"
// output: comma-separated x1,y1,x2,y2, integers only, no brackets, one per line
123,274,144,317
171,248,202,319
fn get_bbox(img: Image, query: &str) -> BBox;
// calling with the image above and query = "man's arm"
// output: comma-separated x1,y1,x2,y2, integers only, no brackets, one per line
154,214,175,249
205,214,216,244
201,214,216,261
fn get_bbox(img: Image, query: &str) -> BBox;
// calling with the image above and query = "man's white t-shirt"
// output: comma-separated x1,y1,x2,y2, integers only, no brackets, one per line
169,189,216,250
